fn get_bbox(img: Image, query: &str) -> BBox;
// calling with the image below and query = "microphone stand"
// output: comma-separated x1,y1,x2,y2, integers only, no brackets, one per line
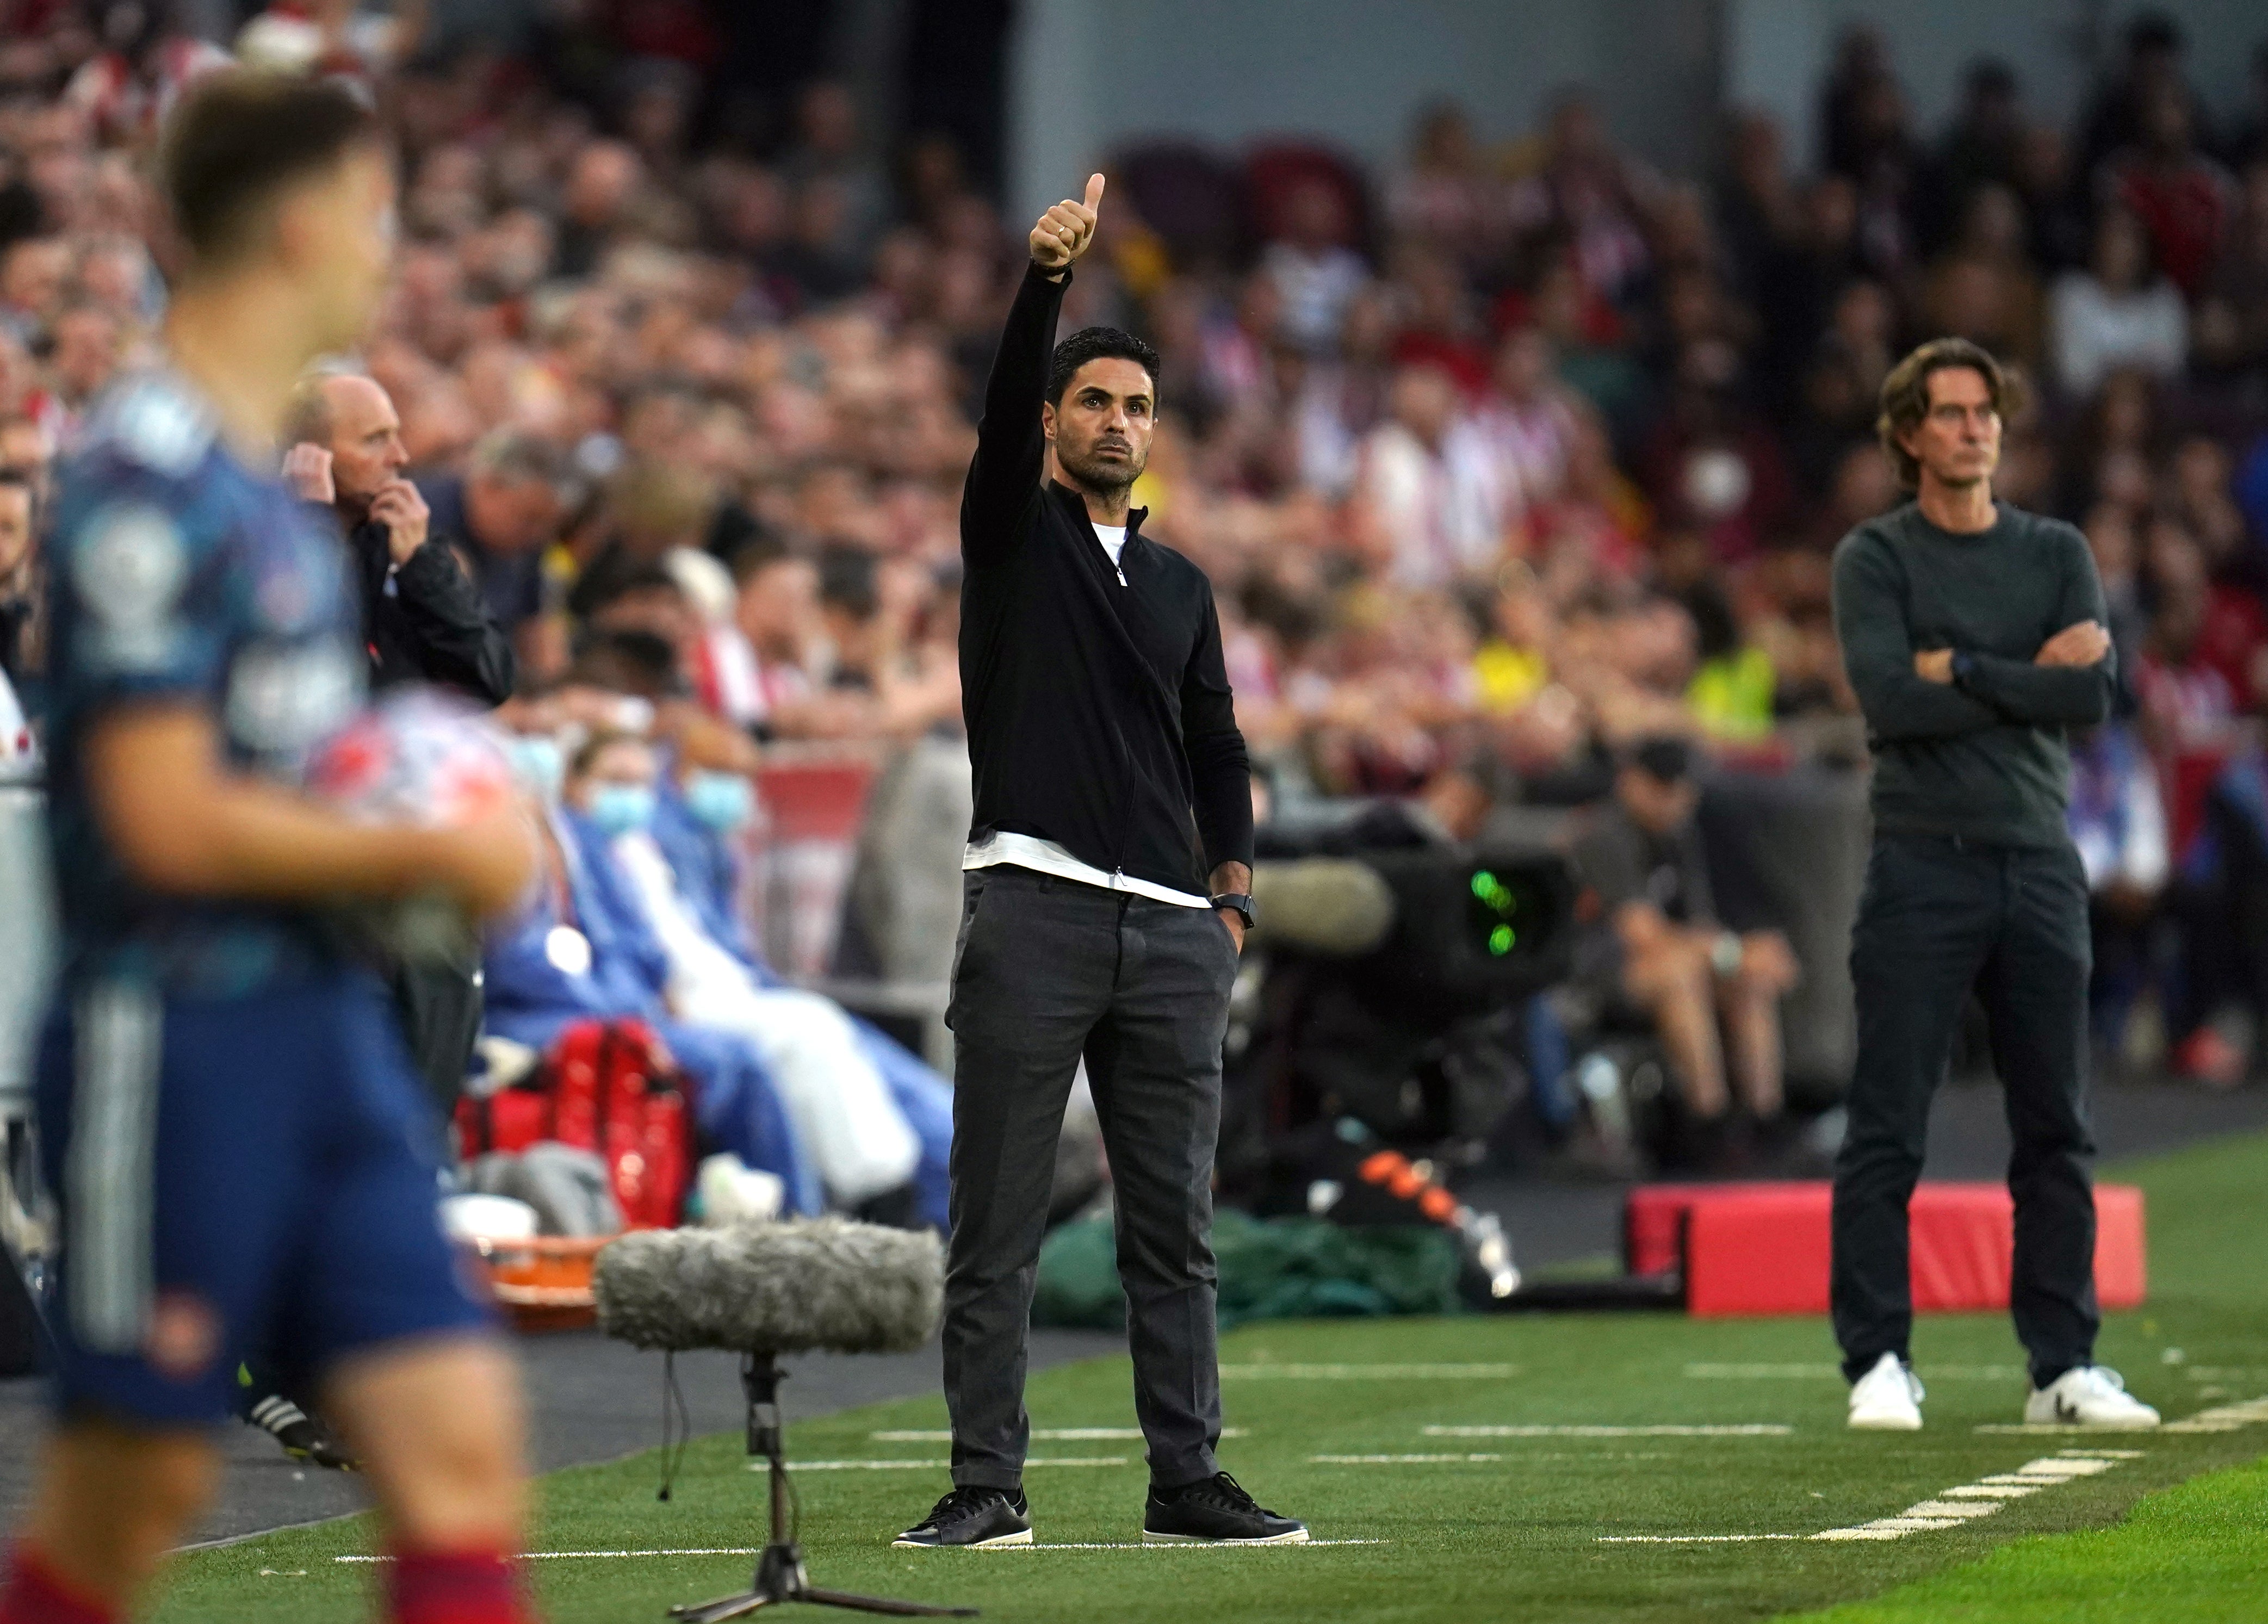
669,1350,977,1621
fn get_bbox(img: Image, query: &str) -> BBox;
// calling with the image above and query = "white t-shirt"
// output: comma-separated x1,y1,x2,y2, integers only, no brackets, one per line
1093,523,1127,582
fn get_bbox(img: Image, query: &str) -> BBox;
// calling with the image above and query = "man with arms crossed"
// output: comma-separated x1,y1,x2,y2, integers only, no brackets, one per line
0,76,543,1624
1831,338,2159,1433
896,176,1304,1549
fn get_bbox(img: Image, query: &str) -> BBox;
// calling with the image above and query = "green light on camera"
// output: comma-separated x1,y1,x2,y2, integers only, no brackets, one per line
1471,870,1495,900
1489,924,1515,955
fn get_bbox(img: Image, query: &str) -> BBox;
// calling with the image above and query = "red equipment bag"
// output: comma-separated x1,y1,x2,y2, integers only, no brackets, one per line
455,1018,692,1228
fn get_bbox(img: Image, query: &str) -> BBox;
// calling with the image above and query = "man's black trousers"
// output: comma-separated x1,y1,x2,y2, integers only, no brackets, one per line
942,865,1238,1492
1832,833,2099,1389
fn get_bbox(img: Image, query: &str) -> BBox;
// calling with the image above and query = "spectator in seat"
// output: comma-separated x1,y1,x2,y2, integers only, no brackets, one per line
559,729,949,1225
646,752,954,1228
2049,206,2188,400
2137,523,2248,752
1567,736,1802,1170
1261,177,1368,354
1351,362,1509,589
1473,324,1581,510
484,729,823,1216
420,429,572,634
0,465,36,692
2104,84,2234,301
1919,184,2045,376
2066,723,2168,1055
2174,738,2268,1084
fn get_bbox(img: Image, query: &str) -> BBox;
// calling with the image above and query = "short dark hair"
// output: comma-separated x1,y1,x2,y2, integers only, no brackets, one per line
1876,337,2022,489
1045,326,1160,406
1626,735,1695,785
726,532,798,587
816,543,879,621
161,72,380,266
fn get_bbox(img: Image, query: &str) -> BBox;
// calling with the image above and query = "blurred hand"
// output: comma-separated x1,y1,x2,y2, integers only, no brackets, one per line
2035,620,2111,668
1913,648,1954,684
429,804,538,919
368,477,431,568
282,442,334,505
1217,908,1245,954
1739,930,1800,993
1028,173,1104,276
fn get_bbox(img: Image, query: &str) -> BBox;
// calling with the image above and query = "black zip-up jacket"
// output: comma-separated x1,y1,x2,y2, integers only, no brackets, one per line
336,507,516,704
959,264,1253,896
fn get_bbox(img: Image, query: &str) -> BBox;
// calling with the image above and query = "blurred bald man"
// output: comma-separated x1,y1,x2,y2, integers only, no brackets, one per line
286,368,516,702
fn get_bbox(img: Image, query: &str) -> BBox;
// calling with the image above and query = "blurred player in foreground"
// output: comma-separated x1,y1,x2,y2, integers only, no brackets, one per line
0,74,542,1624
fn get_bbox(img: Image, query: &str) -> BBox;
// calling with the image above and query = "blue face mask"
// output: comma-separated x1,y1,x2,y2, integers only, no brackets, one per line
586,782,657,838
683,770,755,833
506,735,565,803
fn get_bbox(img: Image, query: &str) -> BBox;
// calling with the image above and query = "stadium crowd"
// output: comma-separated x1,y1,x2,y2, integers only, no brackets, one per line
4,4,2268,1180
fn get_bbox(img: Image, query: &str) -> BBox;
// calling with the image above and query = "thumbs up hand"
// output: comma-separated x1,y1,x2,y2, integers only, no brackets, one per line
1029,172,1105,276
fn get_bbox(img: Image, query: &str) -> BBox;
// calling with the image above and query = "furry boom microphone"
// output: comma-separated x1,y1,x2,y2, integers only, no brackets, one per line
593,1219,970,1621
593,1217,943,1355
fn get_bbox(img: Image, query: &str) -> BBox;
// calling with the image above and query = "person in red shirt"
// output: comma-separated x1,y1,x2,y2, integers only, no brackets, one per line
2108,86,2235,299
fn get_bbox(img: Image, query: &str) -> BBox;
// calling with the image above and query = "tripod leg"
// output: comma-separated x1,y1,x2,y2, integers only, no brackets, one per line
797,1588,980,1617
667,1592,777,1622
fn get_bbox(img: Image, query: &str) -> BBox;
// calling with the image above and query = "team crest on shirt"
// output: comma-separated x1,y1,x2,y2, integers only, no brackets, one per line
75,503,189,671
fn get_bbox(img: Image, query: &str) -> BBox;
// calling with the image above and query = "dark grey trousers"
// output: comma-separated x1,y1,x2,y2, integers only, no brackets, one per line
942,864,1238,1491
1832,833,2099,1389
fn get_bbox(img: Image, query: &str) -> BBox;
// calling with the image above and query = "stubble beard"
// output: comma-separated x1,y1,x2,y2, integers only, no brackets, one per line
1059,441,1145,499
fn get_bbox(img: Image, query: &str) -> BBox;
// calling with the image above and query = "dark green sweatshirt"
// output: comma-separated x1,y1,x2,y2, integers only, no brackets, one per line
1831,501,2114,848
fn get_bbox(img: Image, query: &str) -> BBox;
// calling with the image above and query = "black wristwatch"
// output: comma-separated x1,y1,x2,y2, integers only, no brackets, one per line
1949,649,1978,688
1209,892,1257,929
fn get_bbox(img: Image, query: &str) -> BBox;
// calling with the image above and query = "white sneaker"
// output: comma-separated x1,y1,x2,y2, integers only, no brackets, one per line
2024,1366,2160,1429
1847,1352,1924,1430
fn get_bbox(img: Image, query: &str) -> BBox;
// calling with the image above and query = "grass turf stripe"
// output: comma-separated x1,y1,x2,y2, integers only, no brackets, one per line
1216,1363,1515,1379
757,1457,1129,1470
870,1428,1249,1441
1424,1424,1794,1437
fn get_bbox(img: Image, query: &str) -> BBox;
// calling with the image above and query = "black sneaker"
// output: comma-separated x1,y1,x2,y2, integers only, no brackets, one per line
893,1485,1033,1548
247,1394,357,1471
1143,1472,1308,1544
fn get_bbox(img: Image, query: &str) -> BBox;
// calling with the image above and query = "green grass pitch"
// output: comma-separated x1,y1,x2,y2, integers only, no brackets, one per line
152,1130,2268,1623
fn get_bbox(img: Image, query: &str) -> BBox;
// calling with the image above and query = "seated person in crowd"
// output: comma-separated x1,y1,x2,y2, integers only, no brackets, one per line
1568,736,1801,1170
560,729,951,1226
482,727,824,1216
645,735,953,1229
2167,736,2268,1087
2066,722,2168,1058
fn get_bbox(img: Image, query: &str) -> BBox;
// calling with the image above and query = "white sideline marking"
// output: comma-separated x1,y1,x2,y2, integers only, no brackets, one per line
757,1457,1127,1472
975,1540,1387,1552
1941,1485,2040,1499
871,1428,1247,1442
1685,1363,2024,1381
1602,1451,2142,1547
1808,1452,2134,1542
1218,1363,1515,1380
1312,1453,1507,1465
1598,1535,1801,1544
1424,1424,1792,1438
2162,1396,2268,1433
